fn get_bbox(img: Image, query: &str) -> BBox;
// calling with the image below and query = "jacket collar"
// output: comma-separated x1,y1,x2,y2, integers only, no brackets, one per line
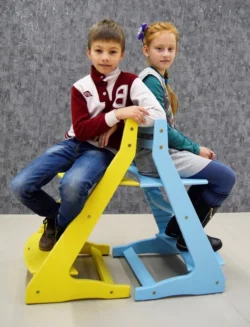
90,65,121,85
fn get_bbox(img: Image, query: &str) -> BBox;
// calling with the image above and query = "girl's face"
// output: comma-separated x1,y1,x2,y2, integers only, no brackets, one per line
143,31,177,75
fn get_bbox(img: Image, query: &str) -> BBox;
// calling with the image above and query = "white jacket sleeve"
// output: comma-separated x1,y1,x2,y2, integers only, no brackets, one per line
130,77,166,127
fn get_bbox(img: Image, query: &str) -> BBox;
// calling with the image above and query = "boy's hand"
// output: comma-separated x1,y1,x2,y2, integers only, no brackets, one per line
115,106,149,124
98,124,118,148
199,146,216,160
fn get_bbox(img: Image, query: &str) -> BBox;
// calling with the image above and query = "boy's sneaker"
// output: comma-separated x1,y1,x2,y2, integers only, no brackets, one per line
39,202,60,251
39,216,56,251
38,203,65,251
55,224,65,242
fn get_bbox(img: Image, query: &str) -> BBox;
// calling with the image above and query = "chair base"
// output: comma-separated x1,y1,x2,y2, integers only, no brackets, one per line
24,229,130,304
112,232,225,301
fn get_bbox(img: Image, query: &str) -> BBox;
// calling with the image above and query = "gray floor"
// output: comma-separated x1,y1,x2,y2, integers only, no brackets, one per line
0,212,250,327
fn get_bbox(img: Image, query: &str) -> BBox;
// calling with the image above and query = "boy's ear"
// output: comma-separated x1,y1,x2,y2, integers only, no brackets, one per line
143,45,149,57
87,48,91,60
120,51,125,61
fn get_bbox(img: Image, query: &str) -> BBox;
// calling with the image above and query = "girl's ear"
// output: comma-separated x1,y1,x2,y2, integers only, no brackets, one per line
143,45,149,57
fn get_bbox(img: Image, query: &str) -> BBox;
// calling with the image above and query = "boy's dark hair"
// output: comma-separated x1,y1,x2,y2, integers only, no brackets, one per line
88,19,125,51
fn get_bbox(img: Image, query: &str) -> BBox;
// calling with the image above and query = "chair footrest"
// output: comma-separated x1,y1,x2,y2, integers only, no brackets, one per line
80,242,110,255
24,230,78,276
124,247,155,287
91,246,114,284
157,233,224,271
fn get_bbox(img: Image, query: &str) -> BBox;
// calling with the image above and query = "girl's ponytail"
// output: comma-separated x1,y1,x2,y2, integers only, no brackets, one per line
164,70,178,115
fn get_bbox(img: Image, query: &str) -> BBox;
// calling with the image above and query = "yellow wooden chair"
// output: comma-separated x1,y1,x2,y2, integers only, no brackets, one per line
24,119,139,304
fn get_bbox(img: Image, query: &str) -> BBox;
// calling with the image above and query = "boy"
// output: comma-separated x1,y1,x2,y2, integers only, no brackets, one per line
10,19,165,251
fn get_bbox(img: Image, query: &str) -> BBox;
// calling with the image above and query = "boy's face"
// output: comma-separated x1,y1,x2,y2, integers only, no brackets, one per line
87,40,124,75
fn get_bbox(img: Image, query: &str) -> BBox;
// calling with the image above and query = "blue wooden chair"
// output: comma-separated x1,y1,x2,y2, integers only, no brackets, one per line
113,119,225,301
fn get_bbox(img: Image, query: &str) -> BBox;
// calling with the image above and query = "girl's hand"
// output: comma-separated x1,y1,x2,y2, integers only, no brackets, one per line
199,146,216,160
98,124,118,148
115,106,149,124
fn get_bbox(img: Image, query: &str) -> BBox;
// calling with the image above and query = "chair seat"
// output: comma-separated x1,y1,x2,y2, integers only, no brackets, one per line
128,165,208,187
58,165,208,189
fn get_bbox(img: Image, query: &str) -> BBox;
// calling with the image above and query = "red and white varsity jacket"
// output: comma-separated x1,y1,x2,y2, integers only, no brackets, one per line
66,65,165,152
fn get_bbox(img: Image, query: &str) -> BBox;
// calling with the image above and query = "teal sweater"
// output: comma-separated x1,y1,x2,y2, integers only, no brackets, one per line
143,75,200,155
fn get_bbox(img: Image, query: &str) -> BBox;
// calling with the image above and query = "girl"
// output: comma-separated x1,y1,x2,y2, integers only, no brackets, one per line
135,22,236,252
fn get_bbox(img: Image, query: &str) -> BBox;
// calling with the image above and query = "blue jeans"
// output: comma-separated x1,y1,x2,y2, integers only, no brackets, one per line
188,160,236,207
10,138,115,229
